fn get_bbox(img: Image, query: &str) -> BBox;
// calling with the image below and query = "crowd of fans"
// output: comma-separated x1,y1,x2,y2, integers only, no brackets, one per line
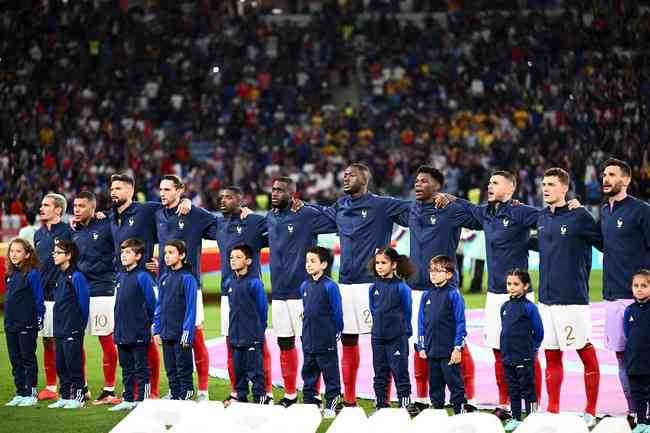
1,0,649,219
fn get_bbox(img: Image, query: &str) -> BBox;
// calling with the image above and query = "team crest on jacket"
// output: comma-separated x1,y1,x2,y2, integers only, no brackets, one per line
128,217,135,227
430,216,437,225
560,225,567,236
287,224,294,233
178,219,185,230
361,209,368,218
617,218,624,228
92,232,99,240
502,218,509,228
236,225,242,234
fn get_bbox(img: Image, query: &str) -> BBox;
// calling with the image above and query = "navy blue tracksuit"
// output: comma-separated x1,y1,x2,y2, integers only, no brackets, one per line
458,200,539,294
155,205,220,277
417,282,467,413
53,268,90,401
500,295,544,420
602,196,650,300
214,211,268,294
109,201,162,271
114,268,157,401
226,272,268,402
313,193,410,284
72,218,116,297
4,269,45,397
300,275,343,410
153,268,198,400
531,206,603,306
34,222,72,300
369,277,412,406
624,301,650,424
267,207,337,300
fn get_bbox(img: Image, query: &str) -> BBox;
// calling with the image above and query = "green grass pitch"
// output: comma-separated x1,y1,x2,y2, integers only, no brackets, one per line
0,270,604,432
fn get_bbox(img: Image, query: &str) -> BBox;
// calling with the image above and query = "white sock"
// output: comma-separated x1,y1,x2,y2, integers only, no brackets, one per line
103,387,115,392
198,390,208,396
283,393,297,400
46,386,57,392
415,397,430,405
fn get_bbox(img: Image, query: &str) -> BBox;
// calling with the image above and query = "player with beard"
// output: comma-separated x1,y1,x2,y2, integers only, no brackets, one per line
108,173,191,399
266,177,337,406
600,158,650,425
215,187,274,404
34,193,72,400
306,163,411,407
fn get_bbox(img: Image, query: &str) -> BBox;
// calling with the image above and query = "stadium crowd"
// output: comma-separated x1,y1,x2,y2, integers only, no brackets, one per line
1,0,649,218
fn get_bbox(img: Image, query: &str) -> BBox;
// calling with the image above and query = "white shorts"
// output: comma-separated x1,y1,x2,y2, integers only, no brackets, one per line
484,291,535,349
39,301,55,338
539,303,592,351
340,283,372,335
86,296,116,336
221,295,229,336
196,290,205,327
409,290,426,345
272,299,304,338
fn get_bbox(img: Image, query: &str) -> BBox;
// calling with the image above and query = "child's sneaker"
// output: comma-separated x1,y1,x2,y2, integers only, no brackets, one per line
109,401,137,411
17,396,38,407
5,396,24,406
504,419,522,432
63,399,85,409
632,424,648,433
48,399,69,408
581,413,596,428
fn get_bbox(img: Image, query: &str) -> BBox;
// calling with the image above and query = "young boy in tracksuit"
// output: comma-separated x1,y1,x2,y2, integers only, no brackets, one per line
4,238,45,407
49,240,90,409
624,270,650,432
368,247,414,411
417,255,467,414
153,240,198,401
301,246,343,417
226,243,269,404
500,269,544,432
111,239,157,411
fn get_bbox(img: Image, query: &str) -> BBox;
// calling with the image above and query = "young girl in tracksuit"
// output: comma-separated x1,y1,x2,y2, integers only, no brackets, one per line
226,243,269,404
624,269,650,433
301,246,343,417
500,269,544,432
368,247,414,411
49,240,90,409
417,255,467,415
4,238,45,407
153,240,198,401
111,239,157,411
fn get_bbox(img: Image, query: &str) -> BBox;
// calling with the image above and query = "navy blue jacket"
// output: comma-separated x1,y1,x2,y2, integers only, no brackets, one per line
4,269,45,332
153,268,198,345
268,207,337,300
114,267,157,345
623,301,650,375
400,201,481,290
34,221,72,300
300,275,343,353
110,201,162,270
316,193,410,284
602,196,650,300
417,282,467,357
531,206,602,305
369,277,412,339
53,267,90,338
155,205,220,277
226,272,268,347
499,295,544,365
458,200,538,294
72,218,116,297
214,212,268,293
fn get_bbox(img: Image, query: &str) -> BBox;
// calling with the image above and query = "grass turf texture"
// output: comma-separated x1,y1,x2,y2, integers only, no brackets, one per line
0,270,604,433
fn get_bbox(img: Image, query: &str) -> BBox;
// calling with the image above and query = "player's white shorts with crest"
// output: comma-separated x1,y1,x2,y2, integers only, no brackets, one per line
272,299,304,338
539,303,592,351
340,283,373,335
39,301,55,338
86,296,116,336
409,290,426,345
